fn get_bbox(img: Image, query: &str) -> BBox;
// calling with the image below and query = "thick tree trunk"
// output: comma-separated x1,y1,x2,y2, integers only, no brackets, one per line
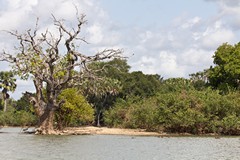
36,108,56,135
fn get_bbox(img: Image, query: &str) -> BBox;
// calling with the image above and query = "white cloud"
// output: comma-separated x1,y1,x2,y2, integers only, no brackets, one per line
0,0,38,30
181,17,201,29
11,79,35,99
131,51,185,78
178,49,213,77
193,20,235,50
87,23,103,44
158,51,181,77
201,28,235,50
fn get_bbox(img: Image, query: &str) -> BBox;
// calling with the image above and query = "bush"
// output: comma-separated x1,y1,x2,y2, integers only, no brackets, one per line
124,98,159,131
55,88,94,129
104,98,129,128
0,110,37,126
221,115,240,135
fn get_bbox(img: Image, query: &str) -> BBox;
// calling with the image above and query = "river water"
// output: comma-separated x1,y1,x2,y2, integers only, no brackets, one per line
0,128,239,160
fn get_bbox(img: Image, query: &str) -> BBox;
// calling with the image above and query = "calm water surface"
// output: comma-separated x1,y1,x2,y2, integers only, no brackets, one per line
0,127,239,160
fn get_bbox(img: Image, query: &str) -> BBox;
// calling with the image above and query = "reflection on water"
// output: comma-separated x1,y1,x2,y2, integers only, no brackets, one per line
0,127,239,160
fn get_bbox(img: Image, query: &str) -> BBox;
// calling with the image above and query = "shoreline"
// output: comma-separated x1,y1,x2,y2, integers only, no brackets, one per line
57,126,239,137
1,126,239,137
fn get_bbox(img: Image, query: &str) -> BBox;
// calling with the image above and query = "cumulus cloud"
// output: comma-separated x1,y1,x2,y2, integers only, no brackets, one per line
198,21,235,50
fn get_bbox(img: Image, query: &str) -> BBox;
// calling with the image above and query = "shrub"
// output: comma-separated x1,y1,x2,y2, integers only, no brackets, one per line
55,88,94,129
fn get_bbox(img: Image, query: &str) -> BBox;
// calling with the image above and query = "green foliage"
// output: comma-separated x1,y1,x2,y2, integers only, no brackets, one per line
121,71,162,98
0,110,37,126
104,87,240,135
0,71,17,111
0,71,17,92
81,59,130,126
221,115,240,135
104,98,130,128
160,78,194,93
125,98,159,131
55,88,94,129
155,90,206,133
209,42,240,93
189,70,209,90
104,97,162,131
100,55,240,135
15,92,35,113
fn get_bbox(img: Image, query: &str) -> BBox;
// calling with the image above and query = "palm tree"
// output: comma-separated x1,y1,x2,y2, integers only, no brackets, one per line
0,71,16,112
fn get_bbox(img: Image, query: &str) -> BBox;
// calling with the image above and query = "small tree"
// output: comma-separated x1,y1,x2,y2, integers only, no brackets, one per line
1,13,122,134
0,71,16,112
56,88,94,130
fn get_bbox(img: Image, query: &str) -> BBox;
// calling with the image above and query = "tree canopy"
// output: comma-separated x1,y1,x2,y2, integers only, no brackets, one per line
209,42,240,93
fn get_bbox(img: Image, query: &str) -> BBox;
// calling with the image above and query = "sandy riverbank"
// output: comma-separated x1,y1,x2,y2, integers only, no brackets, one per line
1,126,227,137
58,126,166,136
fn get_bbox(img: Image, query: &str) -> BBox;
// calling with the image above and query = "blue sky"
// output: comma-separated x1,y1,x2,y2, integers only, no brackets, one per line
0,0,240,99
100,0,217,27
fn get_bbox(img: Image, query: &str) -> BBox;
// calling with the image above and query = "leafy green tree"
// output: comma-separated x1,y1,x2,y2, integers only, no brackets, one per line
0,71,16,112
99,58,130,80
121,71,163,98
208,42,240,93
1,14,122,134
55,88,94,130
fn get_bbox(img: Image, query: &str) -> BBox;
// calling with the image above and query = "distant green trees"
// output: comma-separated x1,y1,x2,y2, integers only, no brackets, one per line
81,59,163,126
0,98,37,127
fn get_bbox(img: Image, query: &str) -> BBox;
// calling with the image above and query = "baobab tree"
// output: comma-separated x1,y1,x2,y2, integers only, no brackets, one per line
0,13,122,134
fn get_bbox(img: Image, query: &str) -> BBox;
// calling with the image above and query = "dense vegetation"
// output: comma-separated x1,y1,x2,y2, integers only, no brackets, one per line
1,41,240,135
